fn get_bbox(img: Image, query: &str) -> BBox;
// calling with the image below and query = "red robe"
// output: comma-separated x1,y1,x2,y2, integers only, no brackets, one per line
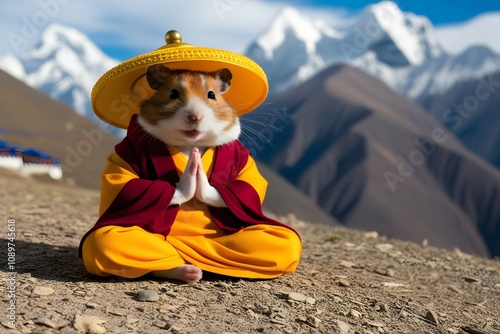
79,115,297,257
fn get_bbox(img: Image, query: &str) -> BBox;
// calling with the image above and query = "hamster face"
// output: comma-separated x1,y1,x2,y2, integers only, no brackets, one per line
139,65,240,150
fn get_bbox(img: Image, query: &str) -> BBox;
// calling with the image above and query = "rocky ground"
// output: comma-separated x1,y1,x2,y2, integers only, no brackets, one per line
1,173,499,334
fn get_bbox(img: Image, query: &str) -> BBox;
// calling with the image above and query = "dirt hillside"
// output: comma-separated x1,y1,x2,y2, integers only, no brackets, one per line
1,173,499,334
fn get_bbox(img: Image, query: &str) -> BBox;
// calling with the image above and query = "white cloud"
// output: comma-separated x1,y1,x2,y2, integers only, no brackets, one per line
0,0,349,59
434,12,500,55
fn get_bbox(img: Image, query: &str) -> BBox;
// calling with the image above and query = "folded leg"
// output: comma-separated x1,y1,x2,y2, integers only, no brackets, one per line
82,225,186,279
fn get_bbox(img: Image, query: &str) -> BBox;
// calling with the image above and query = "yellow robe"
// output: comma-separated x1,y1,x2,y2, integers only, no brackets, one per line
82,146,302,279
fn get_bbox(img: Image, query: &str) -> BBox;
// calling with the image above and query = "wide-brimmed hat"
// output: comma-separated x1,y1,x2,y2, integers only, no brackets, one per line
91,30,268,129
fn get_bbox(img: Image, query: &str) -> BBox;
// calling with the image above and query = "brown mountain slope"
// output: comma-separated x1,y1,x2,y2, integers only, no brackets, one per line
419,70,500,168
242,64,500,257
0,69,120,189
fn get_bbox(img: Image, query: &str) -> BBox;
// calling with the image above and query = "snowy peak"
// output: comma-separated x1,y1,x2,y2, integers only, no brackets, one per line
246,1,445,94
28,23,103,62
346,1,442,66
23,23,118,93
0,23,119,126
256,6,339,60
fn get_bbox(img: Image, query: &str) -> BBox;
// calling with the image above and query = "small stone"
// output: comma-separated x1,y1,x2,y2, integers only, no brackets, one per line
349,309,362,318
193,284,208,291
107,308,125,316
460,326,489,334
1,321,16,329
137,290,159,302
382,282,406,287
73,315,107,334
86,302,100,309
379,303,388,312
366,321,384,328
305,297,316,305
340,260,357,268
385,268,395,277
446,328,459,334
261,283,271,289
32,286,54,296
338,278,351,287
127,317,140,324
375,268,395,277
364,231,379,238
425,309,439,325
376,243,394,252
422,239,429,247
335,320,350,334
448,285,463,294
288,292,307,302
463,276,479,283
400,310,409,318
246,309,258,319
33,317,57,328
306,315,321,328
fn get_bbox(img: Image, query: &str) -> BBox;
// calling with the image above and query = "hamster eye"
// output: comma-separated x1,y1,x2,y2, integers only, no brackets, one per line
170,89,180,99
207,91,216,100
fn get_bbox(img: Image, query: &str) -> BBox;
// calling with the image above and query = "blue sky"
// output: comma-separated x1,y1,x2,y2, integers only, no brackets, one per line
0,0,499,61
287,0,500,24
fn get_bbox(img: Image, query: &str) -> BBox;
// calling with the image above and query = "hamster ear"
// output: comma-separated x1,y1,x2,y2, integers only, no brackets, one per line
146,64,171,90
215,68,232,94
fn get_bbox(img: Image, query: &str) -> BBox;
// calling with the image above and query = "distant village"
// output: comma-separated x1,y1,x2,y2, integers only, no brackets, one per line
0,141,62,180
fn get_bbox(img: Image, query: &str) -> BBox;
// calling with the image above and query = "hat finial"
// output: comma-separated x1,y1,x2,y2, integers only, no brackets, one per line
165,30,182,45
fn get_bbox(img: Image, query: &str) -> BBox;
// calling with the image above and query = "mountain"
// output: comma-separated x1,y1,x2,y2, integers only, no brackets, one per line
245,1,443,95
435,12,500,55
0,69,119,189
245,2,500,167
245,2,500,101
241,64,500,257
0,23,120,133
419,70,500,168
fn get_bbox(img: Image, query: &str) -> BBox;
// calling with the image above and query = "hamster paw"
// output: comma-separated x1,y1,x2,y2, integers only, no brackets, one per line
153,264,203,284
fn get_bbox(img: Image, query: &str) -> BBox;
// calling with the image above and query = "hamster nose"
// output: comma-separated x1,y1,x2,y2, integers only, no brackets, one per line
187,113,202,124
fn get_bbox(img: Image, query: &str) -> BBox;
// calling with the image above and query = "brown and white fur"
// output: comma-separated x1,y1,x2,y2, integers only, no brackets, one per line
138,65,241,283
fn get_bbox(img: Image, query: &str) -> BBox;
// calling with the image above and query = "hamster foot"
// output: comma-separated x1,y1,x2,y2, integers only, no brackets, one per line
153,264,203,284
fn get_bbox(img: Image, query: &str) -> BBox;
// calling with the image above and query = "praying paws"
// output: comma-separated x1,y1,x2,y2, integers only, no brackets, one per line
171,148,226,207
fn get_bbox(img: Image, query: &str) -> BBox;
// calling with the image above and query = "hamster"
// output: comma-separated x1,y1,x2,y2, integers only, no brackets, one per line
137,65,242,283
138,64,241,154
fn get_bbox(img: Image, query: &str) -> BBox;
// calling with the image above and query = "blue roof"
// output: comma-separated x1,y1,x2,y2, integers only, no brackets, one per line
22,148,53,159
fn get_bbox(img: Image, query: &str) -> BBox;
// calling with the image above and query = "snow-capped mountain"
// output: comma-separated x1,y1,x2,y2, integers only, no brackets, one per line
246,1,500,99
0,24,119,129
246,1,443,95
435,12,500,55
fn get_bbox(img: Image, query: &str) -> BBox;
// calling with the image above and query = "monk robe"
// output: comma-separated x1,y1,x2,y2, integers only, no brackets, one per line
79,115,302,279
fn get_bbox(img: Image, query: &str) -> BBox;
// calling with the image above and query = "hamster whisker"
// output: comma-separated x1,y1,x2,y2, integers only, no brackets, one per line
240,118,284,132
238,131,261,156
240,124,277,153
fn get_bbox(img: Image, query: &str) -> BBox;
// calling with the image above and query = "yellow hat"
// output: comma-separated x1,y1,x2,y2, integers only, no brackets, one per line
91,30,268,129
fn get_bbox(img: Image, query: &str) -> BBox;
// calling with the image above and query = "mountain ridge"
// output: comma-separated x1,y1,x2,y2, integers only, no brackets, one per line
242,63,499,257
